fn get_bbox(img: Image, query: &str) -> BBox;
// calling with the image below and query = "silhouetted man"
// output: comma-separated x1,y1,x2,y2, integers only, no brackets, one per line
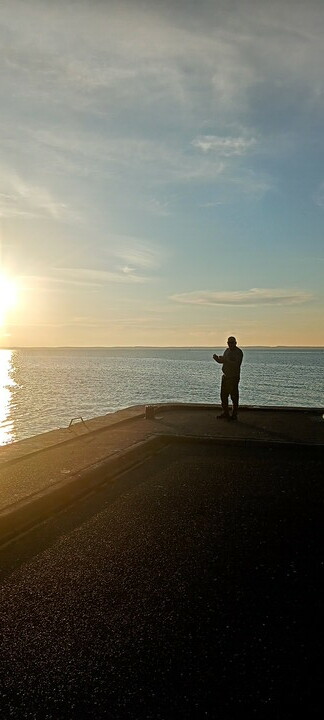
213,336,243,421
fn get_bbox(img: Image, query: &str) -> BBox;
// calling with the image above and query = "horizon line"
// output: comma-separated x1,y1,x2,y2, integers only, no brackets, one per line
1,345,323,350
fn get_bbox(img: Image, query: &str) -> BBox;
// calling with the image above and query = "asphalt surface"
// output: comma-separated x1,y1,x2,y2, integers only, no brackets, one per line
1,442,323,719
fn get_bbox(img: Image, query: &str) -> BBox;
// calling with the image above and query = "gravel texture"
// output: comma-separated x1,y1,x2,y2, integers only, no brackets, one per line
1,442,323,718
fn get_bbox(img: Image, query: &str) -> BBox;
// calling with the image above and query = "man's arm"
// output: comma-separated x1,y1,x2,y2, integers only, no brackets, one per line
213,354,224,363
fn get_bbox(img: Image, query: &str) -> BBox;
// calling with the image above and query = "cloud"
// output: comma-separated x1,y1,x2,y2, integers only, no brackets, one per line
199,200,225,207
2,1,324,128
18,236,165,291
192,135,257,156
28,127,226,185
229,170,273,197
5,0,312,199
113,241,164,270
67,315,162,328
313,181,324,207
170,288,313,306
32,267,150,288
0,169,76,221
145,197,172,216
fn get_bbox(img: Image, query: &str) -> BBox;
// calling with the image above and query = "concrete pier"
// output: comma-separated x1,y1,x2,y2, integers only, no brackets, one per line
0,405,323,717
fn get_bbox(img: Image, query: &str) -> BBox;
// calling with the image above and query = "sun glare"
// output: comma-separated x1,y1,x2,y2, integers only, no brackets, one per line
0,273,19,326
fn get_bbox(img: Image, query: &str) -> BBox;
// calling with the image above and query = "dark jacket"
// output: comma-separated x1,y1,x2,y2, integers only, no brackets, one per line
222,347,243,380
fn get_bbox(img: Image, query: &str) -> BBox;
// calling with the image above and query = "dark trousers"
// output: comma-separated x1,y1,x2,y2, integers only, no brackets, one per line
221,376,239,416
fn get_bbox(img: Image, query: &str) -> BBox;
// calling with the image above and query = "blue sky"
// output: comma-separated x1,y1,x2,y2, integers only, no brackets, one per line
0,0,323,346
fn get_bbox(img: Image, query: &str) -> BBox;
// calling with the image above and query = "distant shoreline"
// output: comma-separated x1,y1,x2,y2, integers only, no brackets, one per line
1,346,324,351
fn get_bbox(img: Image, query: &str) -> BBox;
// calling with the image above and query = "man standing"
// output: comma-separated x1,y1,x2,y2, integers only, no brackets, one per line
213,337,243,421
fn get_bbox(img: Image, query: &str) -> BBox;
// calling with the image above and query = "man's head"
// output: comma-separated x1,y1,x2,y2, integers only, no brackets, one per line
227,336,237,348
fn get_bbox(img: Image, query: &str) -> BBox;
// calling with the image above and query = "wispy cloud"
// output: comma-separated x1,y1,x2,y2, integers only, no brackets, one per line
198,200,226,208
228,170,273,198
67,315,162,328
113,241,164,270
28,128,227,185
0,169,76,221
3,1,302,200
170,288,313,306
145,197,172,216
22,267,150,289
19,237,165,291
192,135,257,156
2,1,324,127
58,267,150,286
313,181,324,207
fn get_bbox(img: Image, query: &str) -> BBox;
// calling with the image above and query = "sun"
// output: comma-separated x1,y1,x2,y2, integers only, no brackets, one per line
0,273,19,326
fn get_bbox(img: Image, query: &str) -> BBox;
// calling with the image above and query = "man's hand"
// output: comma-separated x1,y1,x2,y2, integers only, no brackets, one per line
213,354,224,363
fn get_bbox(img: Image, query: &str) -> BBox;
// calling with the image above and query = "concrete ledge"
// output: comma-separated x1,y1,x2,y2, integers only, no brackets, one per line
152,402,324,415
0,406,145,468
0,435,167,547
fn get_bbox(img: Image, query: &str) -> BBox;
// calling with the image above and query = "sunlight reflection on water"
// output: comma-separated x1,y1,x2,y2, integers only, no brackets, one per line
0,349,15,445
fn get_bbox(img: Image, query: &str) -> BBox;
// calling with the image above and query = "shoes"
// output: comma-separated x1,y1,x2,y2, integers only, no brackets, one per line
217,412,239,421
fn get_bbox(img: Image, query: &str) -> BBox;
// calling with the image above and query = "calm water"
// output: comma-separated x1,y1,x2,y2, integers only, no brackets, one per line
1,347,323,445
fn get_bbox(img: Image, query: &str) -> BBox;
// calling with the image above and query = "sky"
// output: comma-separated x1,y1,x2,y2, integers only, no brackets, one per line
0,0,323,347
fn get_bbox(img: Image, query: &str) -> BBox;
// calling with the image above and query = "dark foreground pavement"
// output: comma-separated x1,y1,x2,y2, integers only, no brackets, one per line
1,441,323,719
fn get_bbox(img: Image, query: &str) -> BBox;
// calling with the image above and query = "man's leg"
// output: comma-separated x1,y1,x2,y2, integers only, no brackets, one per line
218,376,230,418
230,380,239,419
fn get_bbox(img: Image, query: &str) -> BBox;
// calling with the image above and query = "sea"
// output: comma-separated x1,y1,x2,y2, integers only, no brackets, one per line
0,347,323,446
